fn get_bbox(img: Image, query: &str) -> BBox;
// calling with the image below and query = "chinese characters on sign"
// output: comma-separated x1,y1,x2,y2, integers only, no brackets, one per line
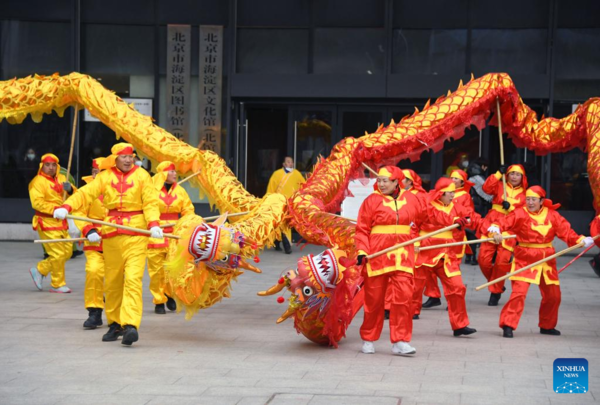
199,25,223,155
166,25,191,142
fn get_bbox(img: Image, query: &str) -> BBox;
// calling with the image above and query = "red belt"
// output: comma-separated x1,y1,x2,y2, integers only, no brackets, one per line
160,213,179,221
107,210,143,217
35,211,54,218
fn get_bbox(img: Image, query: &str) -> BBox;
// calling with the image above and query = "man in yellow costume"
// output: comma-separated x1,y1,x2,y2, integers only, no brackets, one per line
54,143,161,346
147,161,194,314
266,156,305,254
74,157,108,329
29,153,76,293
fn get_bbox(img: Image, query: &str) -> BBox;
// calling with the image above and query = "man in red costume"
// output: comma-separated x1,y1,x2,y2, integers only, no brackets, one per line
479,164,527,306
355,166,420,355
589,214,600,278
490,186,594,338
450,169,478,265
413,178,480,336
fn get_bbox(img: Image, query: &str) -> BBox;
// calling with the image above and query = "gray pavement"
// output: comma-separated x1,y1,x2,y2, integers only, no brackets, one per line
1,241,599,405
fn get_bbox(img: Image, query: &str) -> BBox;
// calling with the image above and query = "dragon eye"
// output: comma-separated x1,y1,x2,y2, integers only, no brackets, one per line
220,254,229,262
302,286,314,297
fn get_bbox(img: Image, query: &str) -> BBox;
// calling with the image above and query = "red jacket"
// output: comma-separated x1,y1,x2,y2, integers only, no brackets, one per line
355,189,421,277
416,199,483,278
499,207,584,285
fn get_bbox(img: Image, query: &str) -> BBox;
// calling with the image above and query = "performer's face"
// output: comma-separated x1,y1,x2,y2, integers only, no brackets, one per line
377,177,398,195
401,178,413,190
508,172,522,186
526,196,542,212
283,157,294,169
42,162,57,177
166,170,177,184
91,167,100,178
116,154,134,172
451,177,464,189
440,191,455,205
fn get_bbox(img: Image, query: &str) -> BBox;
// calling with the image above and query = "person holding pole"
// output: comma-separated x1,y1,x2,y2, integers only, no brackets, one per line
355,166,421,355
147,161,195,315
73,157,108,329
28,153,76,293
489,186,594,338
450,169,478,264
478,164,528,306
412,178,480,336
53,143,161,346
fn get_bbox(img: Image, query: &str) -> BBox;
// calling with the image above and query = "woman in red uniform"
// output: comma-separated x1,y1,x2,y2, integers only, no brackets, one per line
355,166,421,355
479,164,527,306
492,186,594,338
413,178,481,336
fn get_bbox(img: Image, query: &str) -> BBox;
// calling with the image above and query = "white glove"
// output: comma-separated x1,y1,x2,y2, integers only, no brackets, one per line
67,219,80,238
150,226,163,239
582,236,595,248
487,225,501,235
87,232,102,243
53,208,68,220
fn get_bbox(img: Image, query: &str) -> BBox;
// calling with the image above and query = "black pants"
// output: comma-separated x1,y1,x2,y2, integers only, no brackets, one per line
274,234,292,253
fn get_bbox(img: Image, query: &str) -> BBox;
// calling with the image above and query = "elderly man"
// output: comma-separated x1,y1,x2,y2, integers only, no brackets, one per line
29,153,75,293
54,143,161,346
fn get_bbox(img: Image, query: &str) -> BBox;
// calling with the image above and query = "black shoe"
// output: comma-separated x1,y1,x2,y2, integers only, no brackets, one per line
453,326,477,337
540,328,561,336
43,253,50,259
422,297,441,309
502,326,514,338
155,304,166,314
166,296,177,311
413,314,419,320
102,323,123,342
590,256,600,278
83,308,103,329
122,325,139,346
274,244,282,252
284,248,292,254
384,309,390,320
488,293,502,306
71,250,84,259
469,257,478,265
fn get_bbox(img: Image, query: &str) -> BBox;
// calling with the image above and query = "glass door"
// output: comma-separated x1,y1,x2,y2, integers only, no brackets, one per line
290,107,335,176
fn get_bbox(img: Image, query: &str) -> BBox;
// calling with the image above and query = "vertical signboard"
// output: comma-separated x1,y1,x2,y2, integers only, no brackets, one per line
166,25,191,142
199,25,223,155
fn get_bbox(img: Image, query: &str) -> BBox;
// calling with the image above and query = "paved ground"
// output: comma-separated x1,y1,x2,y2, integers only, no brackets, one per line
1,241,599,405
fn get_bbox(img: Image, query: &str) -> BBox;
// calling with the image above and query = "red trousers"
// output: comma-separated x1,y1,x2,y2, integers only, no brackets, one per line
478,241,512,294
386,266,440,312
424,271,441,298
361,271,414,343
499,278,561,331
412,261,470,330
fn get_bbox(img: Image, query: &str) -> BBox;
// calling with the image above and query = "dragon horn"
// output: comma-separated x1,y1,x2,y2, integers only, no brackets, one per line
239,259,262,273
257,281,286,296
276,307,295,324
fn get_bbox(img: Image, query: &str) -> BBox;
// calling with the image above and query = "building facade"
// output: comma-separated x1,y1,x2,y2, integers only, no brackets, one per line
1,0,599,232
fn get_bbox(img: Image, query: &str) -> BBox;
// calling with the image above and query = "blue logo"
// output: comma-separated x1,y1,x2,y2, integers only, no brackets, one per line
553,358,588,394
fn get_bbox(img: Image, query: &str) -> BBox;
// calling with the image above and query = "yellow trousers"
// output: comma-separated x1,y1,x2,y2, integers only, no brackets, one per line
103,235,147,328
147,247,168,305
36,229,70,288
84,250,105,309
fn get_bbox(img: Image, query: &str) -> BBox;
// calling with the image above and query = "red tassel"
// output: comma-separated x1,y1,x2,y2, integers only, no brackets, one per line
251,242,258,249
278,277,285,284
277,296,285,304
253,256,260,263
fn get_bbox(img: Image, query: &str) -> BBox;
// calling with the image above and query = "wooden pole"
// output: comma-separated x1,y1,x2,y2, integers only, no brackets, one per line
361,162,378,177
64,104,79,198
34,237,87,244
474,236,599,291
418,235,516,251
159,211,251,228
66,214,180,239
558,236,600,274
178,170,202,186
367,224,459,260
327,213,357,222
496,98,508,202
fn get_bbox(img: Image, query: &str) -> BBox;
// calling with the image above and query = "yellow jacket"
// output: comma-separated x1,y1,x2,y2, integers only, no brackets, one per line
148,182,195,248
29,172,73,231
266,168,305,198
63,166,160,238
72,176,109,251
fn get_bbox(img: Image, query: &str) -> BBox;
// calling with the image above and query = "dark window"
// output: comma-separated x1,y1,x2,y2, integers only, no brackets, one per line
314,28,385,74
237,29,309,74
